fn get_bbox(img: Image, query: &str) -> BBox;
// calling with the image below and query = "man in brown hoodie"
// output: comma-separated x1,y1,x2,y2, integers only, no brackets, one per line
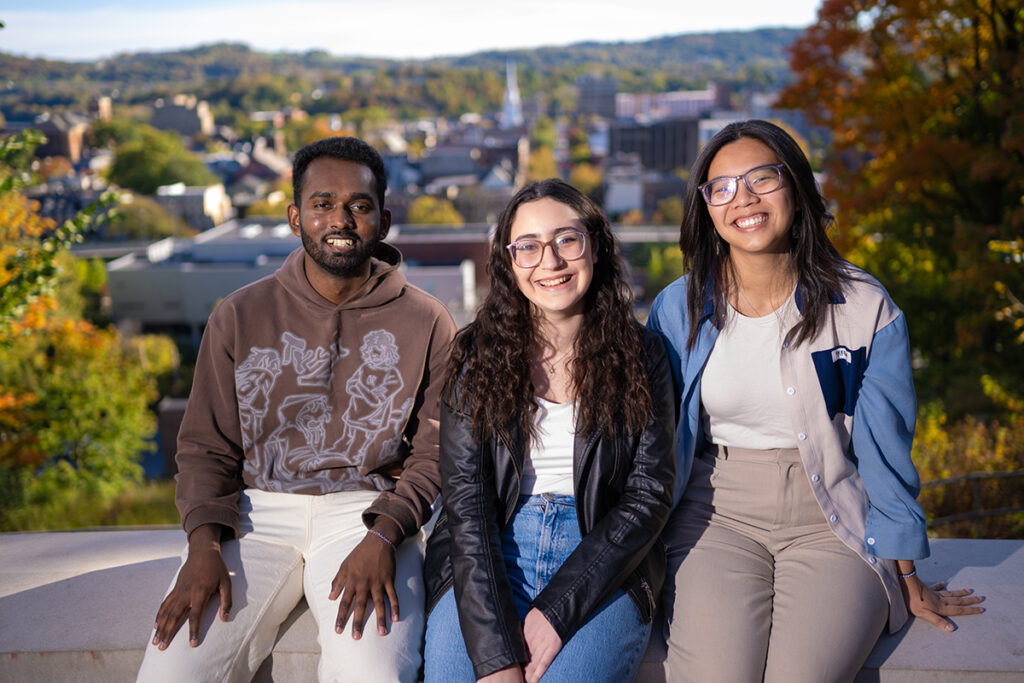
137,137,457,682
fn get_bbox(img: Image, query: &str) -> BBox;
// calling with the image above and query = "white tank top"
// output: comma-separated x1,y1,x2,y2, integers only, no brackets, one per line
520,397,576,495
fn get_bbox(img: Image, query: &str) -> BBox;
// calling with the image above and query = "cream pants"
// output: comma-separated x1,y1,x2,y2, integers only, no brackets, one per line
136,489,424,683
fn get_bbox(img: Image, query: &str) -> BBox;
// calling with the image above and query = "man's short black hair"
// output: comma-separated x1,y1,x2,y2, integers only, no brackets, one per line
291,137,388,209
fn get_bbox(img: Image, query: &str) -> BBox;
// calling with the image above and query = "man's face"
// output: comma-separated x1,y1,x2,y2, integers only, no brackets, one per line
287,157,391,280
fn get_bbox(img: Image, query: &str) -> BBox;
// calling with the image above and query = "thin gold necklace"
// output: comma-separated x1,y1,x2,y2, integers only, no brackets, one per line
735,285,768,317
733,272,795,318
544,350,573,375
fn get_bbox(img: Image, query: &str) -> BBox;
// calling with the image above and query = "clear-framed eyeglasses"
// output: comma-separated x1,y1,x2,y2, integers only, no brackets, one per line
506,230,589,268
698,163,786,206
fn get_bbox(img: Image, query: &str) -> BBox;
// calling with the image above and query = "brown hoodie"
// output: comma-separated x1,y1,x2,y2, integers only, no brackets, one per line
174,244,457,541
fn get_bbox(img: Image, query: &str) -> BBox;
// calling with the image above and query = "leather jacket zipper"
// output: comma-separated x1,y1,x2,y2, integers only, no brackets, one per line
640,577,656,617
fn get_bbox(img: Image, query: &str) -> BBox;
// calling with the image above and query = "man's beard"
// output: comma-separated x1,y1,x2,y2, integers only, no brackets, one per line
299,224,380,278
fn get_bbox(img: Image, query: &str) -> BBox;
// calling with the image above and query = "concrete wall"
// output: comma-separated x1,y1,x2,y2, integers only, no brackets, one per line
1,532,1020,682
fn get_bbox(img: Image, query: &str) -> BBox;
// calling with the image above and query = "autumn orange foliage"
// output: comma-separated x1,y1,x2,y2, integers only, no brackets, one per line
779,0,1024,414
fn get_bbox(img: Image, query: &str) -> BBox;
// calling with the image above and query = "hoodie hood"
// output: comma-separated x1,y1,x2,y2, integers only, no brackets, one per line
274,243,407,313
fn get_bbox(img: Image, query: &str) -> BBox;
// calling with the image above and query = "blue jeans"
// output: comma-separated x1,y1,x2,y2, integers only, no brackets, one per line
424,494,651,682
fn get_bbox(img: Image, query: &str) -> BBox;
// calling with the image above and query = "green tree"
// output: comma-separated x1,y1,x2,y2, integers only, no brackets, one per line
652,196,684,226
105,194,193,239
0,319,165,529
89,116,147,149
407,196,464,226
108,126,217,195
569,142,592,165
644,245,685,299
0,130,173,530
778,0,1024,413
531,116,557,149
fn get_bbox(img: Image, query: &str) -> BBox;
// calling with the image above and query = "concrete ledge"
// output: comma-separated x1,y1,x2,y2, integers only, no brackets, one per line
0,531,1020,682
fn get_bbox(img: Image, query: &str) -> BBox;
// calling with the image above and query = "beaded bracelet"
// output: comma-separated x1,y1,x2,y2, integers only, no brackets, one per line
899,569,917,579
368,528,396,551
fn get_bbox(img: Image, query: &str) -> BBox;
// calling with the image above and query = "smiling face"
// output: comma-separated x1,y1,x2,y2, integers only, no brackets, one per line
508,197,595,322
706,137,795,260
287,157,391,295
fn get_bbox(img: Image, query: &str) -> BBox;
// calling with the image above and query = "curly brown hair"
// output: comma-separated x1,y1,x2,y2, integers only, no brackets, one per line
445,179,653,442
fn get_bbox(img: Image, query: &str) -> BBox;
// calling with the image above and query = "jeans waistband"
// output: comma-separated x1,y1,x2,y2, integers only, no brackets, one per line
516,492,576,510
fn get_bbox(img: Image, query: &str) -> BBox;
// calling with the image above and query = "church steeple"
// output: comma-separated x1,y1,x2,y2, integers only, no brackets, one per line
501,59,524,129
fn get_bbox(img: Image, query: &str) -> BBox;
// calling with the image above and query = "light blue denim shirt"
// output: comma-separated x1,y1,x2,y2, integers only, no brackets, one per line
648,269,930,632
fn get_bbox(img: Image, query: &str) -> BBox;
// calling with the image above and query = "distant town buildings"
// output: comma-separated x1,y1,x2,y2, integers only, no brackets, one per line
609,117,700,173
4,66,813,302
154,182,232,231
615,86,718,120
151,94,214,138
576,74,619,119
31,112,90,163
106,218,488,346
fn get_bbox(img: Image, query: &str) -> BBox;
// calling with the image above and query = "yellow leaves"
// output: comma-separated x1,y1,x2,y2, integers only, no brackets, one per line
914,400,1024,537
0,386,42,468
407,196,464,226
989,240,1024,341
0,386,37,414
527,147,558,182
982,374,1024,413
0,192,55,241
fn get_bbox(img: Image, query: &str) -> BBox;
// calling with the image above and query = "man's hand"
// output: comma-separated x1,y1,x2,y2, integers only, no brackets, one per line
523,608,562,683
152,524,232,649
329,518,401,639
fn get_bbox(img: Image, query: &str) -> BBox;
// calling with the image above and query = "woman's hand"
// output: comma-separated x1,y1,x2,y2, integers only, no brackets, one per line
523,608,562,683
899,573,985,632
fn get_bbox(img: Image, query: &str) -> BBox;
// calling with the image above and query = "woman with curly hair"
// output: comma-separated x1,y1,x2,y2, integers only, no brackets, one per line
648,119,984,682
422,179,676,682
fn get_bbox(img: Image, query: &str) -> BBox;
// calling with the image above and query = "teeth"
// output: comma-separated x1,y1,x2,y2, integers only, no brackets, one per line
736,214,767,229
326,237,355,246
539,275,571,286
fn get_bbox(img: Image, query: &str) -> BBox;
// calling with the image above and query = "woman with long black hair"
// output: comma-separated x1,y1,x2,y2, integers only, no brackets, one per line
649,119,984,682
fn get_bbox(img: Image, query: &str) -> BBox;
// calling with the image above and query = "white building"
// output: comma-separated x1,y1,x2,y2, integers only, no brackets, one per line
154,182,232,231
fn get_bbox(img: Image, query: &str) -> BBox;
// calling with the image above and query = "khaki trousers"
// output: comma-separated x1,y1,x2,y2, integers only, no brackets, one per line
662,445,888,683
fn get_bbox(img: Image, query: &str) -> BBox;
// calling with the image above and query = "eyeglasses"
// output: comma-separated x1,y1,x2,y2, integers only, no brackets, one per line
698,163,786,206
505,230,588,268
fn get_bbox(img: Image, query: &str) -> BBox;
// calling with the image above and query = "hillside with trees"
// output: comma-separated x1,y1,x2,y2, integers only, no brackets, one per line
0,28,800,121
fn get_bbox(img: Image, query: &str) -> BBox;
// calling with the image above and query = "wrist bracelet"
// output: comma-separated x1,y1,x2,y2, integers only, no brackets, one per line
899,569,917,579
367,528,396,551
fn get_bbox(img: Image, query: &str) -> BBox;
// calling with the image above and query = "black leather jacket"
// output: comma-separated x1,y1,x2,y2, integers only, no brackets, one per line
423,327,676,678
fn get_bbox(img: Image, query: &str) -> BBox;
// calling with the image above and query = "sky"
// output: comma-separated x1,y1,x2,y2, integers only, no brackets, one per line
2,0,823,62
